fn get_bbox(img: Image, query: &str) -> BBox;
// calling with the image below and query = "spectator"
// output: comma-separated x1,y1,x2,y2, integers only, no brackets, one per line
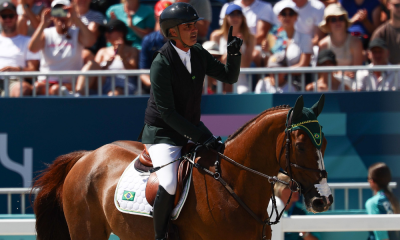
16,0,44,36
139,0,171,94
72,0,107,63
339,0,381,48
272,1,313,68
106,0,155,50
76,19,138,96
273,173,319,240
306,49,351,91
255,52,297,93
366,162,400,240
0,1,40,97
28,0,96,95
318,3,363,79
372,0,400,64
211,4,255,94
202,41,223,94
176,0,211,43
291,0,325,45
355,38,399,91
219,0,275,45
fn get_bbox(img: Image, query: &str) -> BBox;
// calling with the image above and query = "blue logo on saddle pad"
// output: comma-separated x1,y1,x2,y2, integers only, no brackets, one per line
122,190,135,201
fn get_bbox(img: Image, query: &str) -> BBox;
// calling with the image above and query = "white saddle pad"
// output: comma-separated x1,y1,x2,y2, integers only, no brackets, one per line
114,156,193,220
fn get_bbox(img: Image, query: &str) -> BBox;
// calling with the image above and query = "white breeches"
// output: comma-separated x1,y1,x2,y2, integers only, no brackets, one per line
146,143,182,195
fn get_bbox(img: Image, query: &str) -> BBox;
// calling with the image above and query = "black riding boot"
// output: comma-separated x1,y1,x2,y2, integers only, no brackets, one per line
153,186,175,240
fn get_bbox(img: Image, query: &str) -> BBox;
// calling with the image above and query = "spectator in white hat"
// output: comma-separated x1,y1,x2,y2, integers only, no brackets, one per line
318,4,363,73
28,0,96,95
272,0,313,68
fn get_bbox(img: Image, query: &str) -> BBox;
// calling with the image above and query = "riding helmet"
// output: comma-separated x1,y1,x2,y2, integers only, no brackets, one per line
160,2,204,38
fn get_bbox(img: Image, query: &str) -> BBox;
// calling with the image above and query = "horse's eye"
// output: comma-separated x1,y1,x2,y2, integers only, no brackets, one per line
296,143,305,152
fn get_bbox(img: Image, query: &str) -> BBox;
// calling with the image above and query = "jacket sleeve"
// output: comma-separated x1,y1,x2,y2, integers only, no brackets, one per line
197,44,242,84
150,54,212,143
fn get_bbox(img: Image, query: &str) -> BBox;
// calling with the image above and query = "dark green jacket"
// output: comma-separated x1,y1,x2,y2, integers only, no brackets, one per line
141,42,241,146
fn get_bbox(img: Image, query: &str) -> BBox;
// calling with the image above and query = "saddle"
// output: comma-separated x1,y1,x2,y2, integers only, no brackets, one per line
135,143,195,207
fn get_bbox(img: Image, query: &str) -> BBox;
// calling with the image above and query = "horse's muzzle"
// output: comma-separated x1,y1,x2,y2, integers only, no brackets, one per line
309,195,333,213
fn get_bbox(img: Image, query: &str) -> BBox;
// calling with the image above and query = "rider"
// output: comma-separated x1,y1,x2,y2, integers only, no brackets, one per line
138,2,243,239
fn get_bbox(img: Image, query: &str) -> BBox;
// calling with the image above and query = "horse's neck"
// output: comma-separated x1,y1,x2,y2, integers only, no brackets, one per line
221,110,287,214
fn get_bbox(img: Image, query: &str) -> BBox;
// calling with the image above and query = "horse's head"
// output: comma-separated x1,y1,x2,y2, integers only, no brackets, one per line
277,94,333,213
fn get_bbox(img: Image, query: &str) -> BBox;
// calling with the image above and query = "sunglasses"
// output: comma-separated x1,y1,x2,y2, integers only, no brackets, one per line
0,13,16,19
328,15,346,23
393,3,400,8
280,10,296,17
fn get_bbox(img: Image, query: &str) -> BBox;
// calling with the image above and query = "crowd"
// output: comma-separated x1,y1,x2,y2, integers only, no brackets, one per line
0,0,400,96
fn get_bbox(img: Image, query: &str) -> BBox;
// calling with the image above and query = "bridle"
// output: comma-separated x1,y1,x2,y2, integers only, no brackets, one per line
149,109,328,240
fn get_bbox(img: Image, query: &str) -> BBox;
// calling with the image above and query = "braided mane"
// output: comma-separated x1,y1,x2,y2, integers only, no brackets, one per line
225,105,291,143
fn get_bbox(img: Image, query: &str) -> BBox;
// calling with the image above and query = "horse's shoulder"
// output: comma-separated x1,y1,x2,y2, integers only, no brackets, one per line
110,141,144,155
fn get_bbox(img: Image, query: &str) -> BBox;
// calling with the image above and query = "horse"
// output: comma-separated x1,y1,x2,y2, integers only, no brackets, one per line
32,95,333,240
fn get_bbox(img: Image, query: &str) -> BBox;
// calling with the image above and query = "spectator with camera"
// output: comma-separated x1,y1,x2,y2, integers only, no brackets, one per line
106,0,155,50
28,0,96,95
0,1,40,97
16,0,44,36
355,38,399,91
139,0,171,94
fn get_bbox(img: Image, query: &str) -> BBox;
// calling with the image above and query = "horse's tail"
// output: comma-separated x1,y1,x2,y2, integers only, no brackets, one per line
32,150,89,240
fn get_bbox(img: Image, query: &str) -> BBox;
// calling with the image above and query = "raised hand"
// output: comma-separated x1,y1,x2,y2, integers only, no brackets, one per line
40,8,52,27
227,26,243,56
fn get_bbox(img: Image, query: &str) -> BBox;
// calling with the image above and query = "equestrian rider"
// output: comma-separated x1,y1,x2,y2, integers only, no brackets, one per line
138,2,243,239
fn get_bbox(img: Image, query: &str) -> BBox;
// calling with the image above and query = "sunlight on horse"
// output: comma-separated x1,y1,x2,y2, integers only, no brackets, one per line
32,95,333,240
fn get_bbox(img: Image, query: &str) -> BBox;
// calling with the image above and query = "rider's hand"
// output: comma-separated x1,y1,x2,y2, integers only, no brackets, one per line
227,26,243,56
201,135,223,150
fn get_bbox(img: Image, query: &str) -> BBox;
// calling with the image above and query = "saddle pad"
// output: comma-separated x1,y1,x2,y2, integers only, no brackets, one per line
114,156,193,220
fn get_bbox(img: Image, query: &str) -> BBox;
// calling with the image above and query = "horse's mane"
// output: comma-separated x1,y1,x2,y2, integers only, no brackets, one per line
226,105,291,143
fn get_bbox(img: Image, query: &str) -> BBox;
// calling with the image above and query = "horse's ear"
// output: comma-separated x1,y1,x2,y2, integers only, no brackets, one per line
311,94,325,117
292,95,304,121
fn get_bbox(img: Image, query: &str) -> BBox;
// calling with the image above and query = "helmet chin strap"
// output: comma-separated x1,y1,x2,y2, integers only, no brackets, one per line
169,26,194,49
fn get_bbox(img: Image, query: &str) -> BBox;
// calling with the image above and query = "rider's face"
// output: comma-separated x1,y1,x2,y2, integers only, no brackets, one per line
177,22,198,47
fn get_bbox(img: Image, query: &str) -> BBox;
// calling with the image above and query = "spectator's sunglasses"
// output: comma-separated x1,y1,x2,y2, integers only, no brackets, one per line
328,15,346,23
0,13,16,19
279,10,296,17
393,3,400,8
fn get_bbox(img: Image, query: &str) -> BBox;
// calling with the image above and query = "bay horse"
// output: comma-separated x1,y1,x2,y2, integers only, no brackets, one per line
33,95,333,240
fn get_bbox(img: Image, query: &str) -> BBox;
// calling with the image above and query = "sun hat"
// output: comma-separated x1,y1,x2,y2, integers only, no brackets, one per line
273,0,299,17
202,41,222,56
319,3,352,33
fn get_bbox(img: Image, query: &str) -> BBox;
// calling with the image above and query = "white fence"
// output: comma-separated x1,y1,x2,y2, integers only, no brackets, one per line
1,65,400,97
0,182,397,214
1,215,400,239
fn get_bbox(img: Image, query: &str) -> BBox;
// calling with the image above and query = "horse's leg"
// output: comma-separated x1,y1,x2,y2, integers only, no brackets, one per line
63,151,112,240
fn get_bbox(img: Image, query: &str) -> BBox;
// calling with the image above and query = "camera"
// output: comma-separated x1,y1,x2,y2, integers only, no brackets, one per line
51,8,68,18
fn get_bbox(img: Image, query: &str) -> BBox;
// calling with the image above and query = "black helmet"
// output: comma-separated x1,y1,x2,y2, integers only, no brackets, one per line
160,2,204,39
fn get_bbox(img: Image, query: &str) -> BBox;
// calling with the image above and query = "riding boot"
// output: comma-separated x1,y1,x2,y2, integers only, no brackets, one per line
153,186,175,240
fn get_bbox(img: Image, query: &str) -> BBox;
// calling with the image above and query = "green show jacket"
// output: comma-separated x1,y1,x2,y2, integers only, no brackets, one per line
141,42,241,146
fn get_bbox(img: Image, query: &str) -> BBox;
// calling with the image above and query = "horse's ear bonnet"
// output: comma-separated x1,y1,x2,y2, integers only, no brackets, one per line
286,94,325,149
310,94,325,117
292,95,304,122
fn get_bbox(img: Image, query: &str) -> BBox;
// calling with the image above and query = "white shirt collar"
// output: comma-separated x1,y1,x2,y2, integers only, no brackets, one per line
170,41,191,73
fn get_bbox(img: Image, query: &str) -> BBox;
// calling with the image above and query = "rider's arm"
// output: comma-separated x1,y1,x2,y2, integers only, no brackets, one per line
150,54,211,143
195,44,241,84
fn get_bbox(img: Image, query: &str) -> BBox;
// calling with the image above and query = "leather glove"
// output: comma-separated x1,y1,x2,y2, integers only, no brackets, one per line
227,26,243,56
201,135,223,150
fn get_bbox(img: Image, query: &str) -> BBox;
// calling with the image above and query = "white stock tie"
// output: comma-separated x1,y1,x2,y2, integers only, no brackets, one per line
183,53,191,74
